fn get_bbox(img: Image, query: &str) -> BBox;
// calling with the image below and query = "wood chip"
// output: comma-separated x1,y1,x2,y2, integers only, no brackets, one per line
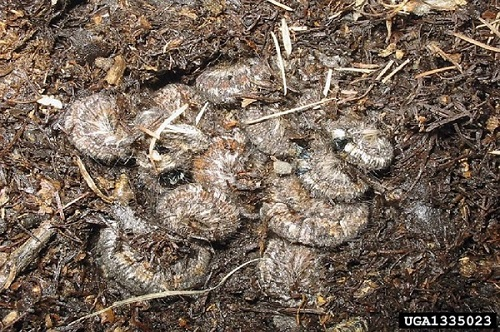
0,221,56,291
104,55,126,85
36,95,63,109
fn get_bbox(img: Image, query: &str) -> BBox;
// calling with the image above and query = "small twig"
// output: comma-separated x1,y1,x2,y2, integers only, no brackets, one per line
271,31,287,96
54,190,65,221
426,41,463,73
381,58,410,83
137,125,157,139
334,67,377,74
68,258,262,326
264,0,293,11
352,63,380,69
243,98,335,125
375,60,394,81
75,156,114,204
477,17,500,40
195,102,209,125
415,65,457,79
289,26,307,32
477,18,500,28
0,221,56,291
147,104,189,167
280,18,292,57
323,69,333,97
62,192,91,210
0,123,26,157
453,32,500,53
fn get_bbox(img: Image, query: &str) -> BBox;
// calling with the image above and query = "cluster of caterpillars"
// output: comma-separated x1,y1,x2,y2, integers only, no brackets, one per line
63,58,393,306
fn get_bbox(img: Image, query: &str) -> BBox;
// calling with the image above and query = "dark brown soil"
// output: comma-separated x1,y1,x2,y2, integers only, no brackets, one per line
0,0,498,331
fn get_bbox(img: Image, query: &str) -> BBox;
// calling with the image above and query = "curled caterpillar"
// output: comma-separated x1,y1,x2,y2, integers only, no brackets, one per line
64,93,134,162
258,238,325,306
156,184,240,242
297,140,369,202
239,107,298,157
94,206,212,294
263,176,369,248
138,123,210,174
195,58,273,105
193,133,248,191
325,119,393,171
135,84,204,129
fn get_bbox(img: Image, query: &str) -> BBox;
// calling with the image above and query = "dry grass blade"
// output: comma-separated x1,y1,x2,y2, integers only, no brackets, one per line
415,65,457,79
381,58,410,83
243,98,335,125
375,60,394,81
334,67,377,73
195,102,209,125
271,31,287,95
76,156,114,203
265,0,293,11
453,32,500,52
147,104,189,167
280,18,292,57
477,17,500,40
323,69,333,97
68,258,261,326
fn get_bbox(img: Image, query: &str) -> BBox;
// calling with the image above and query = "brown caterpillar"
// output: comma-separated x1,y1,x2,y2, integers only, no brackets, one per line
193,133,248,192
195,58,273,105
325,119,394,171
156,184,240,242
135,84,204,128
94,206,212,294
263,176,369,248
258,238,325,306
239,107,298,157
64,93,134,162
136,123,210,174
297,139,369,202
